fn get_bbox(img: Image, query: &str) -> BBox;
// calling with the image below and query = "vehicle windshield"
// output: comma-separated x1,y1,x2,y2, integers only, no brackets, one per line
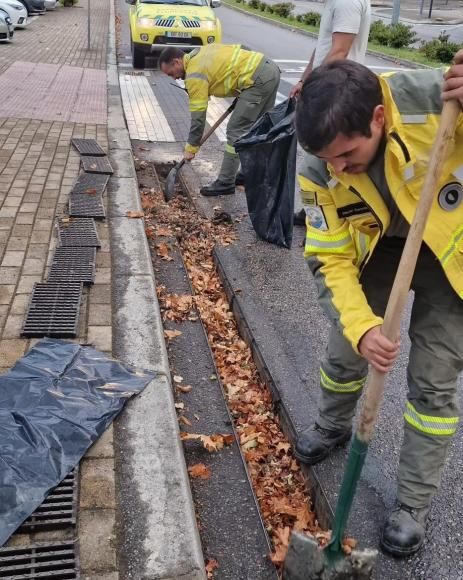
141,0,208,5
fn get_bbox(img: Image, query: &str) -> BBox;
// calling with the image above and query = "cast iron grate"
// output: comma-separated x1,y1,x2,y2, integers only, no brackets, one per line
19,469,79,532
0,541,79,578
71,172,109,196
48,247,96,286
68,193,105,219
58,218,101,248
71,138,106,156
21,283,83,338
81,156,113,175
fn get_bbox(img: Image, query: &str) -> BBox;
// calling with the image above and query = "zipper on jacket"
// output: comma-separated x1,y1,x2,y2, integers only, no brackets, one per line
348,186,384,271
390,131,411,163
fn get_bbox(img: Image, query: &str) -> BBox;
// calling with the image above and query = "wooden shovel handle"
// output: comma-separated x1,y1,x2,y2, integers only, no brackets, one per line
199,98,237,146
357,100,461,443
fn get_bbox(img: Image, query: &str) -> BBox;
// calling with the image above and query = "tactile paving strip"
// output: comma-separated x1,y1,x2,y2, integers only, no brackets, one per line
0,541,79,579
58,218,101,248
21,282,83,338
71,172,109,196
48,247,96,285
20,469,79,532
81,155,113,175
69,193,105,219
71,138,106,156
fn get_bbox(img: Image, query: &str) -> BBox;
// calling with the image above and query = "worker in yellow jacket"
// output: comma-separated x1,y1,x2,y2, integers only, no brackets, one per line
294,53,463,557
159,44,280,196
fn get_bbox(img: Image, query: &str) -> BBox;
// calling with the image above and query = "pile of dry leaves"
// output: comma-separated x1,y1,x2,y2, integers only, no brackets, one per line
142,185,329,570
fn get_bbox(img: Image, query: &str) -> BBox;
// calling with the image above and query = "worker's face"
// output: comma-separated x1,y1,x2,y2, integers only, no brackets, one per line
315,105,385,175
160,58,185,80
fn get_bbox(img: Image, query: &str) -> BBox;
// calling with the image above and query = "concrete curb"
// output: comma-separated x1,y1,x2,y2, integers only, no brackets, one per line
106,2,206,578
222,1,434,70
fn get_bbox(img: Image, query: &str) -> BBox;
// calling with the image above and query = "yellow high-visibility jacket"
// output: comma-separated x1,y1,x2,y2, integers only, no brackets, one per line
299,69,463,352
183,44,264,153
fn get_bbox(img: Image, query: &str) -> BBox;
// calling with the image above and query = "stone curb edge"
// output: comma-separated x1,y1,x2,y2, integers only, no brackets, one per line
222,1,434,70
106,3,206,578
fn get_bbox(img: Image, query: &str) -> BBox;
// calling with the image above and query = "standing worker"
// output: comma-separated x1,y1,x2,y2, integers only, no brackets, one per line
159,44,280,197
290,0,370,224
294,54,463,556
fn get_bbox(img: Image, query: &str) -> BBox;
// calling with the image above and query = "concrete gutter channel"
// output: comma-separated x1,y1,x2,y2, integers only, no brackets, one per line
106,0,206,577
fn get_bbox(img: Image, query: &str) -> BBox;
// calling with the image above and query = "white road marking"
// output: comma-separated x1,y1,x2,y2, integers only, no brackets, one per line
206,96,229,142
120,74,175,142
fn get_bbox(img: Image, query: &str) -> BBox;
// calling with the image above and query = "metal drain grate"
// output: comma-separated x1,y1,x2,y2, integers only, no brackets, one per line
0,541,79,579
69,193,105,219
71,172,109,196
48,247,96,285
21,282,82,338
81,156,113,175
58,218,101,248
71,138,106,156
20,469,79,532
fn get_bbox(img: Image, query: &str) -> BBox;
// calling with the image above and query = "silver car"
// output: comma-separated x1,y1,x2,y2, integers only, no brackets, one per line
44,0,56,9
0,9,14,41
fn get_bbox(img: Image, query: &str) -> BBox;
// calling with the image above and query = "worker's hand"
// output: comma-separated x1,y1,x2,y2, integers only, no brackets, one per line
358,326,400,373
184,151,195,162
442,49,463,108
289,80,303,100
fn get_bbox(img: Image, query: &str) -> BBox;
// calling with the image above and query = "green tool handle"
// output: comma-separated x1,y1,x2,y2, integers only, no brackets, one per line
357,99,461,445
326,99,461,558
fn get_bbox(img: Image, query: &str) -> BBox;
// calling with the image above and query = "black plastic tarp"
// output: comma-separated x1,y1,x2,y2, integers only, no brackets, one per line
0,338,154,546
235,98,297,249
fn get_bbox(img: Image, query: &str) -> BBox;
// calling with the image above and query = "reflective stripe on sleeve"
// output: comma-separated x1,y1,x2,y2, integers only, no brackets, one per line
224,142,236,154
404,402,458,436
439,224,463,266
305,230,353,254
224,46,241,95
189,100,208,112
185,72,208,82
320,368,366,393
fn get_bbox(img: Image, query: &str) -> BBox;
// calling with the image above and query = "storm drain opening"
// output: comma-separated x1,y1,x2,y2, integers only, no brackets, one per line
71,138,106,157
48,247,96,286
81,156,113,175
58,218,101,248
71,173,109,196
21,282,83,338
19,469,79,532
0,541,79,579
69,193,106,219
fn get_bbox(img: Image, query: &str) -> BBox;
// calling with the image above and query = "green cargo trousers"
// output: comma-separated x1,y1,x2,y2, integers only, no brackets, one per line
317,236,463,509
217,58,280,185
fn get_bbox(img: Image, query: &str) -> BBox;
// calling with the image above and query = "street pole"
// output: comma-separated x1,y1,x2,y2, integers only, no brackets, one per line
428,0,434,19
391,0,400,24
419,0,425,15
87,0,90,50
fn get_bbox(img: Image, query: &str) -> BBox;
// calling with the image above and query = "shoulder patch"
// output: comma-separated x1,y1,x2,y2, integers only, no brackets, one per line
305,206,328,231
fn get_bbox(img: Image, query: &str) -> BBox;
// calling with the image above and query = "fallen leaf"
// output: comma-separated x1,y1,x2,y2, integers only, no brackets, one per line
181,433,234,452
206,558,219,578
174,402,185,410
177,385,193,393
126,210,145,218
164,329,182,340
84,187,97,195
179,415,192,426
173,375,183,383
188,463,211,479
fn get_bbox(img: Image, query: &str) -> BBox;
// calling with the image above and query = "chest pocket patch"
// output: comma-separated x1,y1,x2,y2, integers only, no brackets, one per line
438,182,463,212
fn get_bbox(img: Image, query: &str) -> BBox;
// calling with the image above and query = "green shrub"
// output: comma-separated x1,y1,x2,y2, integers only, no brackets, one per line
248,0,260,8
295,13,303,22
266,4,274,13
368,20,390,45
271,2,294,17
258,1,267,10
419,32,462,63
388,22,417,48
301,11,321,26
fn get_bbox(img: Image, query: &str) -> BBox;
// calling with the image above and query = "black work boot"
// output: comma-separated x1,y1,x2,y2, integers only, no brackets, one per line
235,172,245,187
200,180,235,197
381,504,429,557
294,423,352,465
293,208,306,226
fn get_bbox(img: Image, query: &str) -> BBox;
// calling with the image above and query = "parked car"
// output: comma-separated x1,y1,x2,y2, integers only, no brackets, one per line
127,0,222,69
0,0,27,28
0,9,14,40
44,0,56,9
17,0,44,14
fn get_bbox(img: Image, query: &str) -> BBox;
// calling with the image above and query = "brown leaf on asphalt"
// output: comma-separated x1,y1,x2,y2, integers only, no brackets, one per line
270,526,291,565
342,536,358,555
164,329,182,340
84,187,97,195
126,210,145,218
178,415,192,426
180,433,234,452
156,242,174,261
156,226,173,236
177,385,193,393
205,558,219,578
188,463,211,479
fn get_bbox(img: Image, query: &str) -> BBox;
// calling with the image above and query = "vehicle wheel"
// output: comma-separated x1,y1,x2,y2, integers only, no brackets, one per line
131,40,145,69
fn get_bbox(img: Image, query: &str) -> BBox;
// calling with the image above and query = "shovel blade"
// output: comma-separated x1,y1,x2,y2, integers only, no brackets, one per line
164,164,179,201
283,531,377,580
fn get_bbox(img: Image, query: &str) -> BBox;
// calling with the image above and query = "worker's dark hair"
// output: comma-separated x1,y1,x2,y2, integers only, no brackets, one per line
295,60,383,154
159,47,186,67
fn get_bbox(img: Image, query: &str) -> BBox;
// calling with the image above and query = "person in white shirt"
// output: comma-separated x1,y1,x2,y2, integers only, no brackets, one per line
291,0,371,225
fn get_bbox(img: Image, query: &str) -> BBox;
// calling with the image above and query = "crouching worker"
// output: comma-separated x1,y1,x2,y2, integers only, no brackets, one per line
294,54,463,556
159,44,280,196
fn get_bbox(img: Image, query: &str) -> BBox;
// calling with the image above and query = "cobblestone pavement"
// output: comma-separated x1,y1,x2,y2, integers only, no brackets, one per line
0,3,118,578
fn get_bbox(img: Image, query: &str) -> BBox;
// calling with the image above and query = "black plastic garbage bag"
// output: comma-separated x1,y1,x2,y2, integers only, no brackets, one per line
235,98,296,249
0,338,154,546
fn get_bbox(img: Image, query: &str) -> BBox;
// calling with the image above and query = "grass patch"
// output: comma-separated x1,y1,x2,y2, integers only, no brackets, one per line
223,0,445,68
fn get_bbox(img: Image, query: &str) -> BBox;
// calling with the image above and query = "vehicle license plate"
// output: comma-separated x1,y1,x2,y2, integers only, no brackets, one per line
166,31,192,38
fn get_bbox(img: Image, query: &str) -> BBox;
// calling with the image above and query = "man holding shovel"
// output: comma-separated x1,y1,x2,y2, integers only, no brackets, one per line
159,44,280,197
294,52,463,556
